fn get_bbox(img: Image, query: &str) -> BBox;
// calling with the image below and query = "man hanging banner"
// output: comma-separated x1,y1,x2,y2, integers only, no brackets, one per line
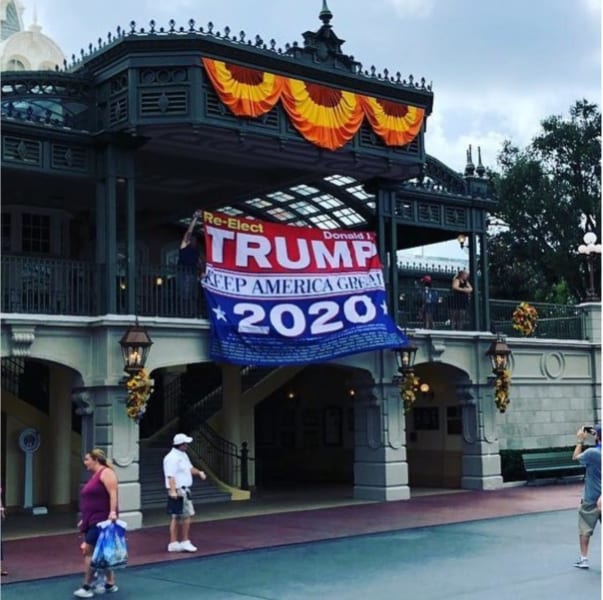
201,211,407,366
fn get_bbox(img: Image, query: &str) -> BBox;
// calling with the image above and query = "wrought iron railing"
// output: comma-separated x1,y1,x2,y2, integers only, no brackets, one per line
1,255,98,315
490,300,584,340
1,254,206,318
397,284,462,330
1,255,588,340
191,422,243,488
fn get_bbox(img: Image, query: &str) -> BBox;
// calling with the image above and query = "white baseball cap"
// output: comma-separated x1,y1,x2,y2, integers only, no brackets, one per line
173,433,193,446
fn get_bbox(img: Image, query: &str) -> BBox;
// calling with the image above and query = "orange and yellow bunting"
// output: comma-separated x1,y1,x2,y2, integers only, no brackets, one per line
281,78,364,151
202,58,284,118
202,57,426,150
360,96,425,147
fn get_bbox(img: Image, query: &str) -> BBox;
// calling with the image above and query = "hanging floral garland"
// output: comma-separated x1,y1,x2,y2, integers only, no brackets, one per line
400,374,421,413
125,369,154,423
512,302,538,336
494,369,511,413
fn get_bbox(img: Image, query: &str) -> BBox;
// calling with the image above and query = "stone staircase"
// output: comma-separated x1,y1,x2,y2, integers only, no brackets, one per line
140,446,231,510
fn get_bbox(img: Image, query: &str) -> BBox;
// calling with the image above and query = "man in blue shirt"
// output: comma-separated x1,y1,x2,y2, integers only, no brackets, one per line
572,424,602,569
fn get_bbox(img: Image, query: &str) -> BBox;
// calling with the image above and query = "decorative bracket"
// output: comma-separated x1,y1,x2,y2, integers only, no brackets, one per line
72,389,94,416
428,336,446,362
10,325,36,357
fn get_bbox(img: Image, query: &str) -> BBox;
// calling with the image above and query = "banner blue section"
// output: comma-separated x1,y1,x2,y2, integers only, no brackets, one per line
203,286,407,366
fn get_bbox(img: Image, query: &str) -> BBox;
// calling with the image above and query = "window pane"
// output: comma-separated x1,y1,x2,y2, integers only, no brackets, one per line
1,213,11,252
22,213,50,253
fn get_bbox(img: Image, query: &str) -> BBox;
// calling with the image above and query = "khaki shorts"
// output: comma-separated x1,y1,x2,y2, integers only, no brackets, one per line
168,490,195,519
578,501,601,537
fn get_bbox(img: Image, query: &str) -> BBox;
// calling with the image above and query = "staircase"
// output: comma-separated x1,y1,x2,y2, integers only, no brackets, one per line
140,446,231,510
141,364,306,501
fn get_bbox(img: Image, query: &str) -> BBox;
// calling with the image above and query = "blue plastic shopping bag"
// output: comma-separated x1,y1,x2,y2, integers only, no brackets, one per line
91,519,128,570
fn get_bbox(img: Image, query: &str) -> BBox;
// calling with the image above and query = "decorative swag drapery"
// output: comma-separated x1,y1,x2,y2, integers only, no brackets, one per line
202,58,425,151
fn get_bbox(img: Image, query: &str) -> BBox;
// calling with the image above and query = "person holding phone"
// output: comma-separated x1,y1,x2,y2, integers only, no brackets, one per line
163,433,207,553
572,424,602,569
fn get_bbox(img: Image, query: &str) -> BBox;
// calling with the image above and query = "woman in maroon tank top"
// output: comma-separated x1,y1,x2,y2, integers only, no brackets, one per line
73,448,119,598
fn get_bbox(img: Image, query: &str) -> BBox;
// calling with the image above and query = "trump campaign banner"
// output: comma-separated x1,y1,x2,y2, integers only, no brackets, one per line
201,211,407,366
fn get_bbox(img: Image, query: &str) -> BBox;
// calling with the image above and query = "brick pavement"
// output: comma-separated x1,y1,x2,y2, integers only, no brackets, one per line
1,483,583,584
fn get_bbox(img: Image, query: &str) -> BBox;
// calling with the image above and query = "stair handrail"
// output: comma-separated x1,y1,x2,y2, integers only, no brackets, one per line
190,422,255,489
181,364,270,426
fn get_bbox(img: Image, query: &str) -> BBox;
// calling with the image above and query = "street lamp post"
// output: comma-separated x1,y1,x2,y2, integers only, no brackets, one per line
578,230,602,302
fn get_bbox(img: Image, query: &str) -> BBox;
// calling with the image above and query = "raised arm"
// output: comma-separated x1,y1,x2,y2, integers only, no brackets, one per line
180,210,202,249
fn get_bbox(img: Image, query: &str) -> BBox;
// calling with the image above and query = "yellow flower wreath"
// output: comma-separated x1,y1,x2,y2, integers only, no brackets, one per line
125,369,154,423
512,302,538,337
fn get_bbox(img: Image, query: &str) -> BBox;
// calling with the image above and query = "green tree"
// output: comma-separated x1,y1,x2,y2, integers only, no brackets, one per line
489,99,601,303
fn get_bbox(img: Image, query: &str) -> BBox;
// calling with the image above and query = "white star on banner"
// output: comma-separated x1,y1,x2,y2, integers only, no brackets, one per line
212,306,227,321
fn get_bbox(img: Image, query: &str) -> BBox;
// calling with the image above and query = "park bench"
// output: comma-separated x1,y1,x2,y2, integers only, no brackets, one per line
521,451,585,484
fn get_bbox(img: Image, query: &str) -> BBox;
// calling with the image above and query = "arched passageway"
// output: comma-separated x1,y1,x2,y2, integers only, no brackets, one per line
405,362,468,489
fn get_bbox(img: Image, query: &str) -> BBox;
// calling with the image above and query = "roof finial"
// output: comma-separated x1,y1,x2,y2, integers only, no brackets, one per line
476,146,486,177
319,0,333,26
28,4,42,32
464,144,475,177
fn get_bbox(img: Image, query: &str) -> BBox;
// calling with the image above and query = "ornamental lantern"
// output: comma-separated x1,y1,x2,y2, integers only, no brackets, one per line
119,321,153,375
394,341,418,377
486,334,511,372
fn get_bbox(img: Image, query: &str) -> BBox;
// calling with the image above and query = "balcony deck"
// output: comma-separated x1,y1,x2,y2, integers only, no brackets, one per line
1,254,585,340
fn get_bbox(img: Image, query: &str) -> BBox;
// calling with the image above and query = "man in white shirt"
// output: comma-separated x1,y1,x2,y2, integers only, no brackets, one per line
163,433,207,552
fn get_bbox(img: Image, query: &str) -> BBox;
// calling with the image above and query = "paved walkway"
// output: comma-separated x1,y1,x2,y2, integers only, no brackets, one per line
1,488,600,599
0,482,591,586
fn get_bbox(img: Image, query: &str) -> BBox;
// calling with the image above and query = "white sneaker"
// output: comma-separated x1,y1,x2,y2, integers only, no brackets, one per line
180,540,197,552
574,557,589,569
73,587,94,598
167,541,182,552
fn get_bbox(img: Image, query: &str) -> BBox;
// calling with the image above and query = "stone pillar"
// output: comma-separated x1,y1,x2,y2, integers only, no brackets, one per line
458,378,503,490
579,302,602,423
87,385,142,530
221,364,244,487
580,302,601,345
49,366,73,508
221,364,242,448
353,376,410,501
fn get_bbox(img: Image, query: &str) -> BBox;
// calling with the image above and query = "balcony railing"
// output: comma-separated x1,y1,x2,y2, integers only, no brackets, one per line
1,255,99,315
489,299,584,340
1,254,586,340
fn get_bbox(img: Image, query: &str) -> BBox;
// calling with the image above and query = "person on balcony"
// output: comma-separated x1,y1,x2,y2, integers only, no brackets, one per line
177,210,206,301
448,270,472,329
419,275,437,329
163,433,207,553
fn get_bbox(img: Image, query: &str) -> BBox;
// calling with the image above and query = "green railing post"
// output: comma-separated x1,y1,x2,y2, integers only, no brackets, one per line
240,441,249,491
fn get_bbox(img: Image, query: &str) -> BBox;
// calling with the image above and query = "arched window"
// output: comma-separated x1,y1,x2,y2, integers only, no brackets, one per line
6,57,26,71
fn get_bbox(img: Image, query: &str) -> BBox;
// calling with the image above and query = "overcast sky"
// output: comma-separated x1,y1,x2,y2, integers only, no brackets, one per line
28,0,601,174
22,0,598,262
